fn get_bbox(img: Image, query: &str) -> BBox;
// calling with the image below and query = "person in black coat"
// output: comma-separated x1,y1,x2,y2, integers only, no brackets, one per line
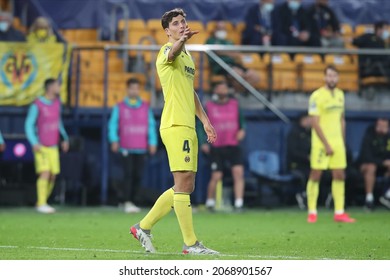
352,21,390,79
271,0,312,47
306,0,344,48
286,113,312,209
0,11,26,42
241,0,276,46
357,118,390,210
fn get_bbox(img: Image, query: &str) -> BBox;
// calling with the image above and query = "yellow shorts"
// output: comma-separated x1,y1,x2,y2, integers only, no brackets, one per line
160,126,198,172
34,146,60,175
310,144,346,170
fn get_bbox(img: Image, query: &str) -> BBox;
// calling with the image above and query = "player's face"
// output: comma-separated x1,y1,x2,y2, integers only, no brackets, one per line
165,15,187,41
47,81,60,99
324,68,338,89
376,119,389,135
127,83,140,98
215,83,229,97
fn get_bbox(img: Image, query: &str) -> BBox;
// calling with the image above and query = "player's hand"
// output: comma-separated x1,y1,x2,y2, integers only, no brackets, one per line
181,27,199,42
236,129,245,141
149,145,157,155
201,144,210,154
111,142,119,153
33,144,41,152
61,141,69,153
383,159,390,169
325,144,334,156
204,122,217,144
0,143,5,152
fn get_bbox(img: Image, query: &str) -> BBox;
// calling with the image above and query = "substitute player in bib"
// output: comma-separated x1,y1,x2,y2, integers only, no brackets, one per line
202,81,246,212
130,8,219,254
25,78,69,214
108,77,157,213
306,65,355,223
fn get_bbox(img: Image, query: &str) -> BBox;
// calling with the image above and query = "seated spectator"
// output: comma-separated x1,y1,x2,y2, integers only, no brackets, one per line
205,21,260,93
356,117,390,210
352,21,390,79
242,0,276,46
272,0,313,47
0,11,26,42
286,113,311,209
27,17,57,43
307,0,344,48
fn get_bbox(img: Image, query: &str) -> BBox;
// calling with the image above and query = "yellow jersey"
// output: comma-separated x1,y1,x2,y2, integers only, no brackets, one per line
308,86,345,147
156,42,196,130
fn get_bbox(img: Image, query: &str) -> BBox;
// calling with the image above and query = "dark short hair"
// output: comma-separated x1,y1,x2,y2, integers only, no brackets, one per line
161,8,186,29
324,64,338,74
44,78,57,91
374,20,387,32
212,80,228,90
377,117,389,123
126,77,140,87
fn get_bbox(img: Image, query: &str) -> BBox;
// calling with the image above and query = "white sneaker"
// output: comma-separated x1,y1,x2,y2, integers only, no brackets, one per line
36,204,56,214
130,223,156,253
124,201,141,213
182,241,219,255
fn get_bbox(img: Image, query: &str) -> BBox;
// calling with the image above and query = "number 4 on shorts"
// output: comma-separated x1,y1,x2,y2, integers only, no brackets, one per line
183,140,190,153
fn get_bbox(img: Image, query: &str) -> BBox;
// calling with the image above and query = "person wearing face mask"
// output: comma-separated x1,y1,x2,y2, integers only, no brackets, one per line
0,11,26,42
27,17,56,43
307,0,344,48
353,21,390,80
24,78,69,214
272,0,312,47
206,21,260,93
242,0,276,47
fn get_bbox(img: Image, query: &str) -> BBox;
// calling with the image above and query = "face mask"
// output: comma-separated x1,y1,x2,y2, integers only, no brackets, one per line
288,0,301,11
263,3,274,13
36,29,48,38
215,30,227,40
382,30,389,40
0,21,9,32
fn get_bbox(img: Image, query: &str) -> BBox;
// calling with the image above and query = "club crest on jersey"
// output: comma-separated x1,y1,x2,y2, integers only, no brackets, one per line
184,156,190,163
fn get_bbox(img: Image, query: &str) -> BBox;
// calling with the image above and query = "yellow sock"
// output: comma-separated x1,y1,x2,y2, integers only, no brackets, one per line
37,178,49,206
332,180,345,213
306,179,319,213
174,193,197,246
140,188,174,230
46,180,55,200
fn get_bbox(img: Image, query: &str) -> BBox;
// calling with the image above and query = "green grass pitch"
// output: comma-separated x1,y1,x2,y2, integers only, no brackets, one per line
1,206,389,260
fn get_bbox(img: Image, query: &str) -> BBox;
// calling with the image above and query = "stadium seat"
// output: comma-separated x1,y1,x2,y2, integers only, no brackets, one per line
263,53,299,92
295,53,326,93
248,150,296,207
239,53,268,90
354,24,374,36
61,29,98,43
118,19,146,31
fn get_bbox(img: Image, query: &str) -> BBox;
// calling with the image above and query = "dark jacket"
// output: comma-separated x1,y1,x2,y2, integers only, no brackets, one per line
0,27,26,42
286,123,311,172
357,124,390,166
241,4,276,46
307,3,340,47
272,2,311,46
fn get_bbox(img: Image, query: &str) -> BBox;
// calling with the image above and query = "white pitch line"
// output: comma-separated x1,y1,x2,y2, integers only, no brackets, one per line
0,245,304,259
